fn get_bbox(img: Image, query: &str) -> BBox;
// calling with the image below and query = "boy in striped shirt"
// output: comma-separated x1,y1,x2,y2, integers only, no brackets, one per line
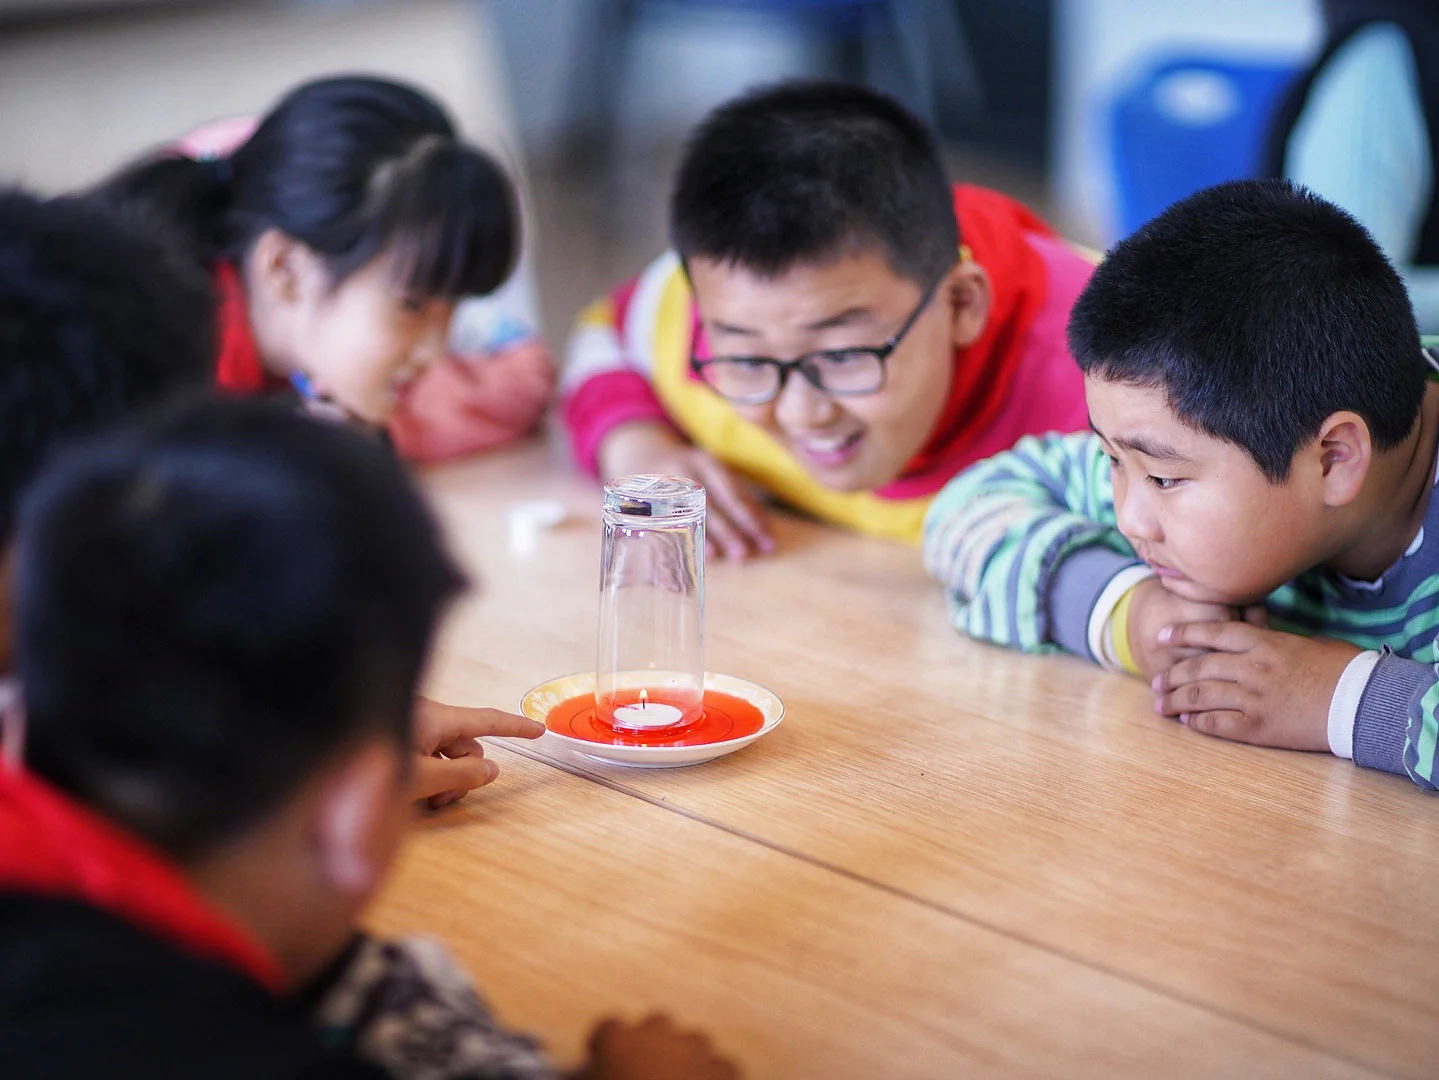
923,179,1439,789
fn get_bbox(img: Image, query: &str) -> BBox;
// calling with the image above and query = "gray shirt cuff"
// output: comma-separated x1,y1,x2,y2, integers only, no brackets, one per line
1047,546,1145,659
1353,649,1435,775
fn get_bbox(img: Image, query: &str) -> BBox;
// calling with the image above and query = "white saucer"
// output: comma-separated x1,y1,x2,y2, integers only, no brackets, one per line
519,671,784,769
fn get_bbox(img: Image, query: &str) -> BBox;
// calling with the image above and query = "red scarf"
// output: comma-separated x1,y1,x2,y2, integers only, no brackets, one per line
213,261,286,396
900,184,1054,479
0,764,286,993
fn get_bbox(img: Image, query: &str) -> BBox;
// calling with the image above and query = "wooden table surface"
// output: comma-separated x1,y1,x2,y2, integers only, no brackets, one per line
368,438,1439,1079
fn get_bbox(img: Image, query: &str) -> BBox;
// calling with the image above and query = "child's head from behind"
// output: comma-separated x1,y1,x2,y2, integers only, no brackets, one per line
1070,179,1426,605
103,75,519,424
13,398,464,980
0,188,214,669
671,80,985,492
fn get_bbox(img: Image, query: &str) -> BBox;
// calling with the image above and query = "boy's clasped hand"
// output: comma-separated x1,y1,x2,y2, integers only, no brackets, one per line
1125,577,1356,750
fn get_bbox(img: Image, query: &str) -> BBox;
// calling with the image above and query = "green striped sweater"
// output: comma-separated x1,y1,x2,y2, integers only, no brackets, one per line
922,429,1439,790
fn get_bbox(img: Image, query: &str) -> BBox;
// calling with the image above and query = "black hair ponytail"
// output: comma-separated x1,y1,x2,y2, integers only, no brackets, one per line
96,75,519,300
99,154,234,267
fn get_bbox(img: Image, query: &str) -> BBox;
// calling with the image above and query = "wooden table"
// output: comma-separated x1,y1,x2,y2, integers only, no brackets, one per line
368,439,1439,1079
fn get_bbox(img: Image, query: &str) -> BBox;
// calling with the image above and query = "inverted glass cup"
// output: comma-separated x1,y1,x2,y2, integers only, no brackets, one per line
595,475,705,733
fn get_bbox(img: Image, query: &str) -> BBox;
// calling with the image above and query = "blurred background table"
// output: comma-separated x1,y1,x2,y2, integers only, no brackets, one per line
368,438,1439,1079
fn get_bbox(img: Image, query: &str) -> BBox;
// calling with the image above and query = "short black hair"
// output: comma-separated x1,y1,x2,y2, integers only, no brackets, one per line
669,79,957,284
14,398,465,860
98,75,518,302
1069,179,1425,481
0,188,214,542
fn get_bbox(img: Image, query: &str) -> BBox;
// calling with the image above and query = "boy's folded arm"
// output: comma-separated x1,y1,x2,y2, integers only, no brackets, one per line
561,291,675,476
1049,549,1155,666
1347,649,1439,790
922,432,1141,656
564,378,676,477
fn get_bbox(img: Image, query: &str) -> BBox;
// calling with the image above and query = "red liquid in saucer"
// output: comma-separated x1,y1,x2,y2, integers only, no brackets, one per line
547,688,765,747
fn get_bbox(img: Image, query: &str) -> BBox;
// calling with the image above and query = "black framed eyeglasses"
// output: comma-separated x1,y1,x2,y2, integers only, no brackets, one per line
688,268,950,406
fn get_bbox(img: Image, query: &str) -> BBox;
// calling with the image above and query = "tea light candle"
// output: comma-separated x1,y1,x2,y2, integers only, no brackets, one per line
611,689,684,729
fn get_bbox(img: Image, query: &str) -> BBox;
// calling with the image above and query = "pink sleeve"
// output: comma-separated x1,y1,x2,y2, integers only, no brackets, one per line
387,339,557,462
562,371,672,475
560,271,679,475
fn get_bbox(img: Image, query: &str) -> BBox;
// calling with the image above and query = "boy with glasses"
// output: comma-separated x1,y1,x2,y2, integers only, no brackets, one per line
562,80,1095,556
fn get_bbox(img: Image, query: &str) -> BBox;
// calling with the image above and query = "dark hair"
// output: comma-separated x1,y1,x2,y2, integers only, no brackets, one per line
1069,179,1425,481
0,187,214,544
13,398,465,859
669,79,957,284
97,75,519,300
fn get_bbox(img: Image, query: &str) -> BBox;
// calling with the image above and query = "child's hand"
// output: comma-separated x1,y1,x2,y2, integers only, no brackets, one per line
1150,622,1361,750
1124,576,1245,679
599,422,773,561
411,697,544,809
573,1015,740,1080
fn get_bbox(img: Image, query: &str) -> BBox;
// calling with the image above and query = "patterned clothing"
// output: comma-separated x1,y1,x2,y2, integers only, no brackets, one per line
313,936,554,1080
923,427,1439,790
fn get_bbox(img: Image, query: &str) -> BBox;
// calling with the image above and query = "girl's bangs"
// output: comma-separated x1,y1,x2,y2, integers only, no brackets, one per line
373,143,519,301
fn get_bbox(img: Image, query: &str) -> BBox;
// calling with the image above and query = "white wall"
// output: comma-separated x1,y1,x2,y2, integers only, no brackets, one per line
0,0,524,191
0,0,542,322
1053,0,1323,245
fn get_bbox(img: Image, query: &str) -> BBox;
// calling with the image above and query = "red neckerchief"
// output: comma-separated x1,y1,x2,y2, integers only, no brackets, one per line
896,184,1053,482
212,261,286,396
0,764,287,993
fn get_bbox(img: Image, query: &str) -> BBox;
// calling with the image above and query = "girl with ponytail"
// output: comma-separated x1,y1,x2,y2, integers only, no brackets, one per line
98,74,554,458
95,76,555,806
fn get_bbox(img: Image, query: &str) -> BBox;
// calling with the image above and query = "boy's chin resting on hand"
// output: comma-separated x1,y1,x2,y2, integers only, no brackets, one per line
1149,620,1361,752
1123,575,1251,681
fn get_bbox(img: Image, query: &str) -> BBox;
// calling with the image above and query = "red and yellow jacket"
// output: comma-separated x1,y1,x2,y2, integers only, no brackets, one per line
561,184,1096,544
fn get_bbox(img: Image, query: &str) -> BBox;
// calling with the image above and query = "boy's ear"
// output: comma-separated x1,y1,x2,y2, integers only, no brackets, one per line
249,228,327,307
1314,411,1373,508
312,739,409,896
945,260,991,349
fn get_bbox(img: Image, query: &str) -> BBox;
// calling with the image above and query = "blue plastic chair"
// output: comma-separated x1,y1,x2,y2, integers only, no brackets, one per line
1109,55,1302,239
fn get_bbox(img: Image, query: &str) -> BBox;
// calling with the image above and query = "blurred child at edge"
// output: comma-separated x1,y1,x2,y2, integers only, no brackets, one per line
0,397,738,1080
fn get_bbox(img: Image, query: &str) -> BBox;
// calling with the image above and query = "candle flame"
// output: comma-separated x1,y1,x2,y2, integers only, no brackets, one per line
639,688,649,709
